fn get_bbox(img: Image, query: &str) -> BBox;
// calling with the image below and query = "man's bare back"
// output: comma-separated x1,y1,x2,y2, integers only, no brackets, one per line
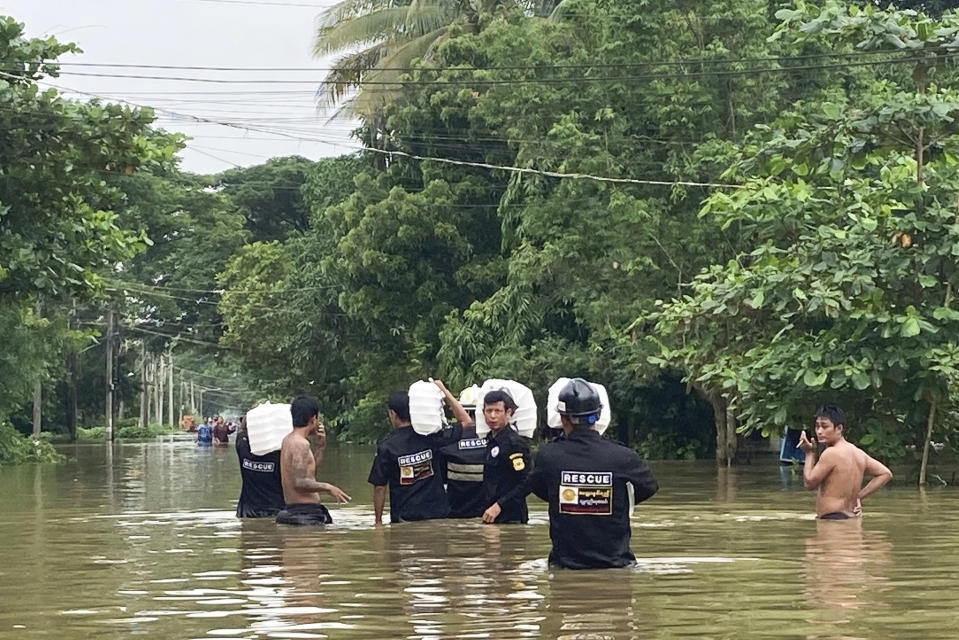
279,411,350,506
280,431,322,504
799,407,892,518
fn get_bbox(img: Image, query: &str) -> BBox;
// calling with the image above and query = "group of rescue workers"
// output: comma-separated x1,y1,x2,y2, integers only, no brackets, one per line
235,377,659,570
235,377,895,570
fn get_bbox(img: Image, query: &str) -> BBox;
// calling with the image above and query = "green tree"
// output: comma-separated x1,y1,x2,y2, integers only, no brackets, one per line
314,0,560,117
654,2,959,480
0,17,180,459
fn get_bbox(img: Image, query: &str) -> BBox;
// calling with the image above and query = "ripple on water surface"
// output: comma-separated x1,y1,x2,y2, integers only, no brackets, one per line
2,445,959,638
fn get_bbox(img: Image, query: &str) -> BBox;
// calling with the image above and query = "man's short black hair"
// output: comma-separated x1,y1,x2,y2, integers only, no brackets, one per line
290,396,319,427
815,404,845,428
483,389,517,412
387,390,410,421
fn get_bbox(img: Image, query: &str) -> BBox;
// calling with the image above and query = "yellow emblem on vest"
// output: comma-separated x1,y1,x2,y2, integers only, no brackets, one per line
510,452,525,471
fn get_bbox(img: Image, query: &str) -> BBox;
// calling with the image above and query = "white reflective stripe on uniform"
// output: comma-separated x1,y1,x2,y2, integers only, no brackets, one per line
448,471,484,482
448,462,484,474
447,462,484,483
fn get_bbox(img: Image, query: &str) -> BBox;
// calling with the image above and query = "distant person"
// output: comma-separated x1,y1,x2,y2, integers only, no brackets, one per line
798,405,893,519
213,416,233,446
529,378,658,569
479,389,531,524
440,386,488,518
368,380,468,524
235,416,284,518
276,396,351,525
196,420,213,446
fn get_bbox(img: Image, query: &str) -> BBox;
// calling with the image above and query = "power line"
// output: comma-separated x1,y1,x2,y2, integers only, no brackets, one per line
190,0,328,7
20,72,745,189
6,47,916,73
126,324,235,350
49,53,953,86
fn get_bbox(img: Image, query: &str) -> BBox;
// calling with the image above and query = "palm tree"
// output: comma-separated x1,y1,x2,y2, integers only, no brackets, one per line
313,0,561,119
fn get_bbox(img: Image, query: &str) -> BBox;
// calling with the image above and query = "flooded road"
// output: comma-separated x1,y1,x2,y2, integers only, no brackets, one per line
0,440,956,639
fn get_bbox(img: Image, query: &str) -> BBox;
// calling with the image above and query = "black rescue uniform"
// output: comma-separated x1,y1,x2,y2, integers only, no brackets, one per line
235,430,285,518
482,426,532,524
440,424,487,518
529,428,658,569
368,424,462,523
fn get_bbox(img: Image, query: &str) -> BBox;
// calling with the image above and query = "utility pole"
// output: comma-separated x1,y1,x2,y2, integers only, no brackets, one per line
167,351,174,427
32,298,42,438
139,343,148,429
66,300,78,441
155,357,164,427
105,310,114,440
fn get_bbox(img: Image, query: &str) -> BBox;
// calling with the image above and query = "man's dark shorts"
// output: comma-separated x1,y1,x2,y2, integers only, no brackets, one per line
275,503,333,525
819,511,852,520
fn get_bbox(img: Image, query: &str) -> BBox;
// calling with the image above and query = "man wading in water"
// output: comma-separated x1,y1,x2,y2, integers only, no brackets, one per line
276,396,351,525
798,405,893,520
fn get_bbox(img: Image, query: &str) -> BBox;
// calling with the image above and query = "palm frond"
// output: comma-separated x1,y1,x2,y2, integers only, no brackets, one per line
317,44,390,105
547,0,571,21
314,6,413,56
315,0,399,29
352,28,448,116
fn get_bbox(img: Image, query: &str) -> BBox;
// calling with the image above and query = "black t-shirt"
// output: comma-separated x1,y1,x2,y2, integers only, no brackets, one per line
235,431,285,518
529,429,658,569
440,424,487,518
482,427,531,524
367,424,462,523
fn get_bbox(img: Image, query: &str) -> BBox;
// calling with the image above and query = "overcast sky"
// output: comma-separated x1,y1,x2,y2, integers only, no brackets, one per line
0,0,361,173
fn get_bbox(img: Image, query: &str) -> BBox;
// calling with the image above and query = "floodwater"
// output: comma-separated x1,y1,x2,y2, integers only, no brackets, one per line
0,440,956,639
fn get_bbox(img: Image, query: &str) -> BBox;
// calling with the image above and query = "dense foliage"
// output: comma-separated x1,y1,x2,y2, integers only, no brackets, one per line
8,3,959,480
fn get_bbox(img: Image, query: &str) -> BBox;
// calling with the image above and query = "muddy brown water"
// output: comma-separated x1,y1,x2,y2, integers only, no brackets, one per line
0,440,955,639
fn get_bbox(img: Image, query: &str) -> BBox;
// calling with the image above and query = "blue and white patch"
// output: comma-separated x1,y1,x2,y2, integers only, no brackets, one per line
458,438,487,450
242,459,275,473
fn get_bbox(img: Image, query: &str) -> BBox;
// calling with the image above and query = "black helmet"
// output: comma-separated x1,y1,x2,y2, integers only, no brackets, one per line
557,378,601,424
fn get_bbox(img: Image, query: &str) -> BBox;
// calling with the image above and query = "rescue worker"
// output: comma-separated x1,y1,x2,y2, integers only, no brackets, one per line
235,415,284,518
440,386,488,518
529,378,658,568
368,380,470,524
480,389,531,524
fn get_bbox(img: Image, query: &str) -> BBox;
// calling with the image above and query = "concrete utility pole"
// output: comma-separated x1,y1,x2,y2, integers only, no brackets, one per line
139,343,148,429
156,357,164,427
106,310,114,440
168,351,174,427
32,298,42,438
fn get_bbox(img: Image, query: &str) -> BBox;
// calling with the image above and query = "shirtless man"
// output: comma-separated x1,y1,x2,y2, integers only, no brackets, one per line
275,396,351,526
798,405,892,519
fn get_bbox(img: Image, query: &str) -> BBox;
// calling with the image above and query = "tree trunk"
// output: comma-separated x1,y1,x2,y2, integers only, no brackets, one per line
919,397,937,486
32,380,41,439
66,352,78,441
725,404,738,466
694,384,735,466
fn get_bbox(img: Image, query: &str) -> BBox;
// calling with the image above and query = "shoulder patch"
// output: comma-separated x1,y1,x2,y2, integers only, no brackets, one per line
512,456,526,471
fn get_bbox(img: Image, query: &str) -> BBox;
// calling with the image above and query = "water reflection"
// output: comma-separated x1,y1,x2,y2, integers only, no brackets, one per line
802,518,891,639
541,567,650,639
4,443,959,639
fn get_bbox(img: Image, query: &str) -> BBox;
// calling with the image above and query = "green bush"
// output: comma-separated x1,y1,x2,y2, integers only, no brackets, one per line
115,422,180,439
0,422,64,466
77,422,180,440
77,426,106,440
